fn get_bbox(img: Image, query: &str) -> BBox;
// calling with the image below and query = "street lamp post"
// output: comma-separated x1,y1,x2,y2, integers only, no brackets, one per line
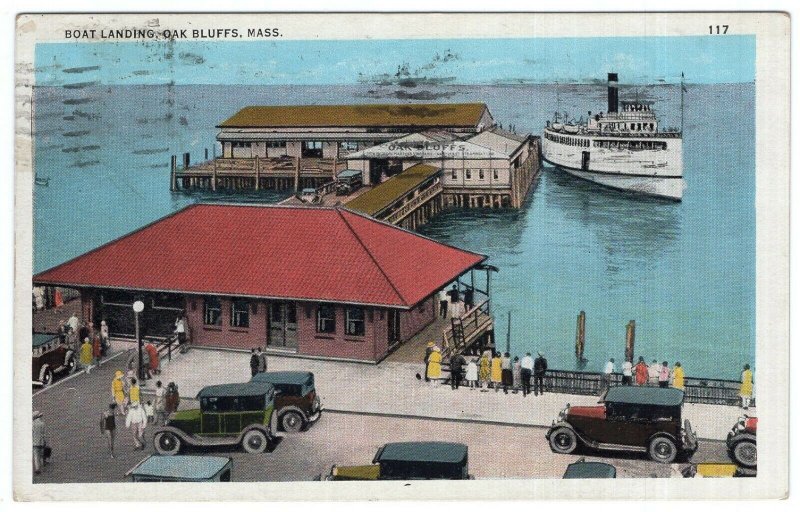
133,300,145,381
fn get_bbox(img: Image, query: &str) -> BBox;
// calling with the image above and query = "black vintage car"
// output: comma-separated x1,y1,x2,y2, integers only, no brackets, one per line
32,333,76,386
250,371,322,432
327,442,471,480
546,386,698,464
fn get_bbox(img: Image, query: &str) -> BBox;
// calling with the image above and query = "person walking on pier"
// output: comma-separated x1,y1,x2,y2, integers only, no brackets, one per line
165,382,180,416
450,352,465,390
80,337,94,374
99,320,109,355
534,352,548,396
658,361,671,388
520,352,533,397
112,370,127,415
601,358,615,394
438,289,449,318
154,380,167,426
648,359,660,386
672,362,685,391
501,352,513,394
100,403,117,459
427,346,442,387
125,401,148,450
478,351,491,389
512,356,522,393
740,364,754,409
634,356,649,386
490,352,503,392
424,341,435,382
621,359,633,385
465,357,478,389
258,347,268,373
249,348,260,377
32,411,47,475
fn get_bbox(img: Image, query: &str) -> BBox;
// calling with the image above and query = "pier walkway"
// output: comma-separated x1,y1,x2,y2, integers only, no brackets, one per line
140,345,753,442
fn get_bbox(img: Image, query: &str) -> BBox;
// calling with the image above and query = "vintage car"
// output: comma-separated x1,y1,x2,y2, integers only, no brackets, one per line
680,462,755,478
326,441,471,480
335,169,363,196
546,386,698,464
299,188,319,203
562,458,617,479
250,371,322,432
126,455,232,482
726,415,757,468
153,382,278,455
32,333,76,386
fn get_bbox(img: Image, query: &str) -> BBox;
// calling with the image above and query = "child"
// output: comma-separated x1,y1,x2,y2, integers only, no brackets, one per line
143,400,155,424
465,358,478,389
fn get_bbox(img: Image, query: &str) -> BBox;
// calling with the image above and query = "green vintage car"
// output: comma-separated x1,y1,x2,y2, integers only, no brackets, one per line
153,382,278,455
126,455,233,482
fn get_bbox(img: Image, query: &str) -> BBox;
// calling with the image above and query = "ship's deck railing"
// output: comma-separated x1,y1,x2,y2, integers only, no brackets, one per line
545,127,682,139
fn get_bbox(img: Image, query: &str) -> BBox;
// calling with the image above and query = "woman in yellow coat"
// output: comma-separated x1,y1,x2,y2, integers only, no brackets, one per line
111,370,127,415
740,364,754,409
79,338,94,374
671,362,685,390
490,352,503,391
478,352,491,388
427,346,442,386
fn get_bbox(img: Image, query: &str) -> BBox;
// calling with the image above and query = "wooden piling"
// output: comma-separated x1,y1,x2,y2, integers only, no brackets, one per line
255,157,261,190
575,310,586,359
294,157,301,193
625,320,635,363
212,159,217,191
169,155,177,192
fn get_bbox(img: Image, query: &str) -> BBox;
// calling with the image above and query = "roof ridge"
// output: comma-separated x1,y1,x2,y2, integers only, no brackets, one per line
334,208,409,307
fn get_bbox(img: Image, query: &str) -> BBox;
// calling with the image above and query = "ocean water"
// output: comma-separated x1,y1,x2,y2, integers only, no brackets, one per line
32,82,755,379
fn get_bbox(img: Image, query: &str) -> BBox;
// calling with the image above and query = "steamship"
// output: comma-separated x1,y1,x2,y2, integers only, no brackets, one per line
542,73,685,200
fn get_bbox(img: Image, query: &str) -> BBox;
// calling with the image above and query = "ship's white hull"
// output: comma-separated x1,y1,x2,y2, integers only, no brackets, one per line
552,165,685,200
542,130,685,200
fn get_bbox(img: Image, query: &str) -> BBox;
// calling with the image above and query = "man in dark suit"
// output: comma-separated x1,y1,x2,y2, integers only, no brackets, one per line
534,352,548,396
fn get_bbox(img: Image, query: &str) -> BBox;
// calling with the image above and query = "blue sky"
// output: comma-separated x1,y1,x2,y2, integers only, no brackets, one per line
35,35,755,86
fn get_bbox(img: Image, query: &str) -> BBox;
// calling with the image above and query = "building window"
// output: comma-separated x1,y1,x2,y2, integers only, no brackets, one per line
339,141,359,152
302,141,324,158
232,142,250,149
451,169,457,179
204,297,222,326
465,169,472,180
493,169,499,180
345,308,365,336
479,169,485,180
231,299,250,328
266,141,286,148
317,305,336,334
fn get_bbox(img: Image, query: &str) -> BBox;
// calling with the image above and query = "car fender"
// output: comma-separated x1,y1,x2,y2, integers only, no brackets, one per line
647,431,678,447
238,423,272,443
546,420,575,438
38,364,51,382
277,405,309,422
728,432,756,448
153,426,198,446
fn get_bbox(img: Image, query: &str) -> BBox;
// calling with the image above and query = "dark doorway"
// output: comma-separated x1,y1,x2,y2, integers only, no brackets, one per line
388,310,401,348
581,150,590,171
301,141,323,158
269,302,298,348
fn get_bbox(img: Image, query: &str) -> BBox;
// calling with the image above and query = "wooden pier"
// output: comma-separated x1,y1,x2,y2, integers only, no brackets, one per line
170,155,346,192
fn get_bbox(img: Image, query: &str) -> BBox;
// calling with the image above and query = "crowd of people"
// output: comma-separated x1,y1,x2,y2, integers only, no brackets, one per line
106,371,181,456
249,347,270,376
424,343,550,398
56,313,110,373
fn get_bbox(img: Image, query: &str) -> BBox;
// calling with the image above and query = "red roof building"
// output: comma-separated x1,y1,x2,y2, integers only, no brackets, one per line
34,204,488,361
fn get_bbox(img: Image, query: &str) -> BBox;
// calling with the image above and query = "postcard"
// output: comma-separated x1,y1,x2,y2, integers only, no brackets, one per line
13,12,789,500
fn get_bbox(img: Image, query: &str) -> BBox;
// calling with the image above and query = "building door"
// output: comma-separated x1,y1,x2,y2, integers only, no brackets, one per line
581,150,590,171
388,310,401,348
269,302,298,348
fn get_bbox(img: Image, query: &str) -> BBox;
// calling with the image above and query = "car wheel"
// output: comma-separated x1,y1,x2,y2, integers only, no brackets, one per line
549,427,578,454
280,411,305,433
648,436,677,464
65,353,76,374
731,440,757,468
242,429,268,454
154,431,181,455
40,367,54,387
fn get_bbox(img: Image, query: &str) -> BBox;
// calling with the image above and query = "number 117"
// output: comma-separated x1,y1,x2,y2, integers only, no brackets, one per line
709,25,729,34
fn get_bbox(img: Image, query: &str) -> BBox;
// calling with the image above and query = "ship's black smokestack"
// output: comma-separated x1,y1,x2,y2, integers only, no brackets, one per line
607,72,619,113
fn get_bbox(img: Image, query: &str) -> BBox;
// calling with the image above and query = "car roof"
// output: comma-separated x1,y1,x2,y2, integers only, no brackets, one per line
127,455,231,480
375,442,468,464
563,461,617,479
605,386,684,406
251,371,313,386
196,382,275,399
337,169,362,178
33,333,59,348
301,188,316,193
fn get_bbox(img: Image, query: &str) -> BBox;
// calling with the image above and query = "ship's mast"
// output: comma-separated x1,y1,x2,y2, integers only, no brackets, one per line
680,72,685,134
